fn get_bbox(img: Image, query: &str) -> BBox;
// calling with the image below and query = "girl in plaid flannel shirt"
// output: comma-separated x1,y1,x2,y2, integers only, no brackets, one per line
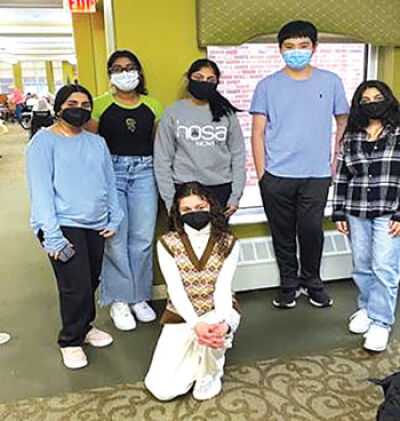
333,80,400,352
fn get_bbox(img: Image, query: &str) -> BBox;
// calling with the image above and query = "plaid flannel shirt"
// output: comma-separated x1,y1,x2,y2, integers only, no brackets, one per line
332,125,400,222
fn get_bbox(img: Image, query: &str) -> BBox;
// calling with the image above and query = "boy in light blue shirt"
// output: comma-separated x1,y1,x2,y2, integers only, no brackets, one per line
250,20,349,309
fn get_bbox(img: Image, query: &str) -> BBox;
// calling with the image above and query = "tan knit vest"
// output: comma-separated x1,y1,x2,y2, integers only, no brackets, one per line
159,231,237,324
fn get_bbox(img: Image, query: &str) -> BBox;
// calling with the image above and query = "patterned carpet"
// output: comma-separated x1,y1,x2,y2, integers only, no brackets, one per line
1,342,399,421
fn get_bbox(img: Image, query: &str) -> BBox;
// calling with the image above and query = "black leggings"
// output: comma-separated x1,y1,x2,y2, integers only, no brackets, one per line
39,227,104,347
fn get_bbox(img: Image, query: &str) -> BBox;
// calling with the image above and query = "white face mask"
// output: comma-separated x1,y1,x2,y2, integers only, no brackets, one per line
110,70,140,92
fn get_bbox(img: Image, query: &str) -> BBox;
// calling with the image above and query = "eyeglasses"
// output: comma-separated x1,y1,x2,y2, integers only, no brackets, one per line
190,72,218,84
109,64,138,74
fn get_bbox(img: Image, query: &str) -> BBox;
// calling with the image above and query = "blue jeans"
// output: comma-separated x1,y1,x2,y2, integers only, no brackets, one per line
348,214,400,327
99,155,158,306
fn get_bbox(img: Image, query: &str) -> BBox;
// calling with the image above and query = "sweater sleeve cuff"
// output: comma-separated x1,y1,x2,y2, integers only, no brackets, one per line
105,222,120,233
227,195,240,207
331,211,346,222
188,316,200,329
391,212,400,222
43,234,69,254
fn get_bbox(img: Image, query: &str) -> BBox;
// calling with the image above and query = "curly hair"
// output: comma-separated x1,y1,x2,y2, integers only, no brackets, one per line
168,182,233,255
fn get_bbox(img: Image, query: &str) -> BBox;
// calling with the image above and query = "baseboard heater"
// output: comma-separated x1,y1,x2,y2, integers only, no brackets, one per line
233,231,352,291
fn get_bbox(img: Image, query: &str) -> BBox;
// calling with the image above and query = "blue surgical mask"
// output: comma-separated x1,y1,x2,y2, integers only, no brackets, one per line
282,49,313,70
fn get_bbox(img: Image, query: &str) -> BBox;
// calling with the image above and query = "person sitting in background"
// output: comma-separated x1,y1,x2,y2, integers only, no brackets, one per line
30,97,54,138
26,84,123,369
333,80,400,352
145,182,240,401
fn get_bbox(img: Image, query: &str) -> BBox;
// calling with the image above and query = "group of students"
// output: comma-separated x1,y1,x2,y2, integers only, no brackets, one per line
25,19,400,401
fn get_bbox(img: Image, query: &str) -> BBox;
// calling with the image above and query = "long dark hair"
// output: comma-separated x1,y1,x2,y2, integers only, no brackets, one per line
168,182,232,254
186,59,240,122
345,80,400,135
107,49,148,95
54,84,93,116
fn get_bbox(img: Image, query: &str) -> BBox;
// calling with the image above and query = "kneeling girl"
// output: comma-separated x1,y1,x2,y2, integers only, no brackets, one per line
145,182,240,400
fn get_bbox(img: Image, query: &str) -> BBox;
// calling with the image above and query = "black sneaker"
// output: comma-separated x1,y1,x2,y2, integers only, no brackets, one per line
272,288,298,309
306,287,333,308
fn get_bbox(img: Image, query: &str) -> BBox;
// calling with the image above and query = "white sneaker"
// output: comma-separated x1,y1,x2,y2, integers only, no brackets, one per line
110,302,136,331
60,346,88,369
84,327,113,347
349,309,372,334
363,324,390,352
0,333,10,345
193,374,222,400
130,301,156,322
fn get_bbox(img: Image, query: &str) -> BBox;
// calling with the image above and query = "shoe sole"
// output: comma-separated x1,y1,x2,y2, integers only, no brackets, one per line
309,298,333,308
363,342,387,352
272,299,296,309
62,360,88,369
60,352,88,369
133,315,157,323
110,317,136,331
193,380,222,400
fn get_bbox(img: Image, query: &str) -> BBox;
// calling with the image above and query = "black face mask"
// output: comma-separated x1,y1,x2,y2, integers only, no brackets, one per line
61,108,91,127
188,80,217,101
181,211,211,231
359,100,391,119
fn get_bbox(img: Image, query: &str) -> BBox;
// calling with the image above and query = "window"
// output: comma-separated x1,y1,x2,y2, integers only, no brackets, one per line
208,43,366,219
21,61,48,96
0,62,14,94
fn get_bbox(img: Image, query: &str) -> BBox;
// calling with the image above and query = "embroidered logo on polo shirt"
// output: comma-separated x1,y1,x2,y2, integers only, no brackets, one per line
125,118,137,133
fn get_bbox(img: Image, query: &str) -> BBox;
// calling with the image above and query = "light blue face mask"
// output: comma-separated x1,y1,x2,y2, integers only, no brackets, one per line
282,49,313,70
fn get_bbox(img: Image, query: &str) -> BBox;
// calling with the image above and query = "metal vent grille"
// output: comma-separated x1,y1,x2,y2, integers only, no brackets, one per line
233,232,352,291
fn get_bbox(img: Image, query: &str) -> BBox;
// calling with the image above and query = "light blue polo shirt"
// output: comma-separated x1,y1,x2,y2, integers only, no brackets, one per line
250,68,349,178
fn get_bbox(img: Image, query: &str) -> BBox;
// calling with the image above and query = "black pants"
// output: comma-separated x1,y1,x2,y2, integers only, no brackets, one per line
39,227,105,347
259,172,330,289
175,182,232,208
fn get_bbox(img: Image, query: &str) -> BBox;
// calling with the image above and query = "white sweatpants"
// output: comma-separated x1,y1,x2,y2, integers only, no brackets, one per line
144,309,240,401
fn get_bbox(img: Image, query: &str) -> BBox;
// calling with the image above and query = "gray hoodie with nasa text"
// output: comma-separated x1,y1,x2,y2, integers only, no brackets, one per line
154,99,246,210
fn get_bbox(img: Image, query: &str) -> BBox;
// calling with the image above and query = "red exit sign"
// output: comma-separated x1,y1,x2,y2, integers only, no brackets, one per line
65,0,97,13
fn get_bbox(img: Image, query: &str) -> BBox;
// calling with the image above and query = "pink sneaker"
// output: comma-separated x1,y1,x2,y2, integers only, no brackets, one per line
60,346,88,369
84,327,113,348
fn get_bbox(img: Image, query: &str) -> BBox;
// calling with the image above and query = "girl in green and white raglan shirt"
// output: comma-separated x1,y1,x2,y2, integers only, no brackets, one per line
154,59,246,218
87,50,163,331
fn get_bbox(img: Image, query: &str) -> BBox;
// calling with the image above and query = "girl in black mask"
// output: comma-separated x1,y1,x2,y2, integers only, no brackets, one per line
145,182,240,401
154,59,246,218
332,80,400,352
26,84,123,369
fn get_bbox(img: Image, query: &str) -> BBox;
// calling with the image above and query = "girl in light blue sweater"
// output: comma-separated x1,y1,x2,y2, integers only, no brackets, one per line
26,84,123,369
